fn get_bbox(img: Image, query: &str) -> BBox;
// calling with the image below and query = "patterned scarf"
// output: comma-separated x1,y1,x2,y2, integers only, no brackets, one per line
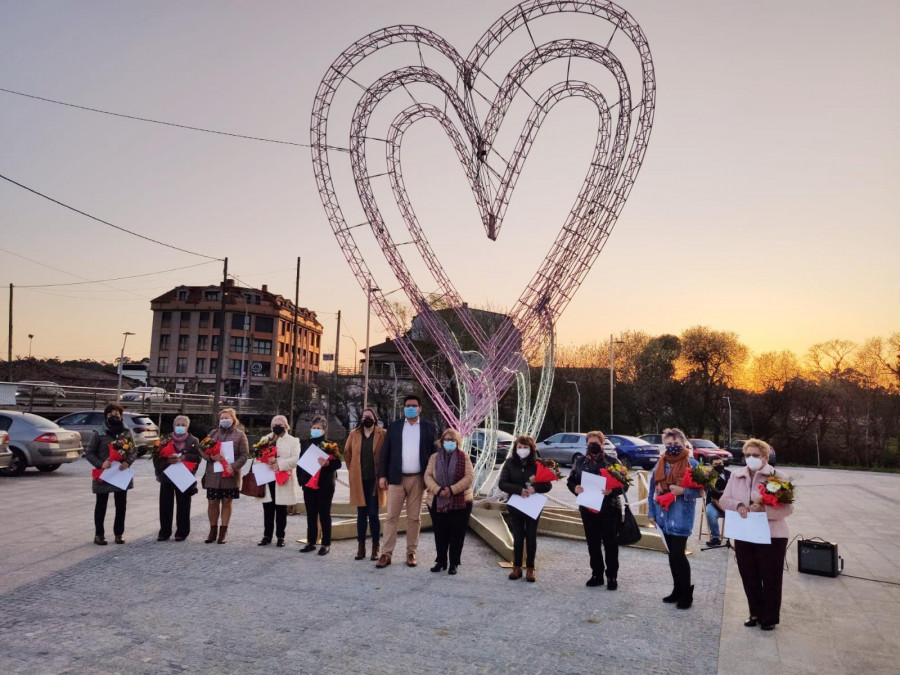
434,449,466,513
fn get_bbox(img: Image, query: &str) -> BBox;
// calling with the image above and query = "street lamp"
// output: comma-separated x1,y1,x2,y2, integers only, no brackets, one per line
342,333,359,372
362,286,379,412
566,380,581,433
609,334,624,432
116,331,135,400
723,395,733,446
27,334,34,359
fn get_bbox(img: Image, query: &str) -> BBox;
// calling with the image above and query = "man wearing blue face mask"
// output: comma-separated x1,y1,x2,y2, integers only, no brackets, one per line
376,395,437,568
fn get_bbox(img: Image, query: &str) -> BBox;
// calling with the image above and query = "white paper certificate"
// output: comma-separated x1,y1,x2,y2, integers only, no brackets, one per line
724,510,771,544
99,461,135,491
163,462,197,493
298,445,329,477
213,440,235,473
507,493,547,520
576,472,608,510
252,461,276,486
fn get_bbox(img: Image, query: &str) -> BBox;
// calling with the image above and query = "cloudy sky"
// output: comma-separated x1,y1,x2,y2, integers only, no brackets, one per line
1,0,897,368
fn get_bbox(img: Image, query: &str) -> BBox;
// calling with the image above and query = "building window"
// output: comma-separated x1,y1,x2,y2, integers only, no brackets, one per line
197,335,208,351
243,293,261,305
176,289,188,301
176,357,188,374
161,311,171,328
232,313,249,330
204,290,220,301
213,312,223,329
253,361,271,377
211,335,220,352
196,358,206,374
159,334,170,351
229,359,243,376
210,358,218,375
199,311,210,328
253,339,272,355
180,311,191,326
157,357,168,372
229,336,247,353
255,316,274,333
178,334,189,351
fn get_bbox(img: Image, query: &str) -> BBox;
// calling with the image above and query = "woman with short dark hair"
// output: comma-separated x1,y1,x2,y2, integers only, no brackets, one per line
298,415,342,556
85,403,137,545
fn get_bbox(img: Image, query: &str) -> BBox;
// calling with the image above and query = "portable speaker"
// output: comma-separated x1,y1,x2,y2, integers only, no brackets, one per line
798,539,840,577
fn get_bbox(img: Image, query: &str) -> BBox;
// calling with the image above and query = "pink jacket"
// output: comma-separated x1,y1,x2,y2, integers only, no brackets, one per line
719,463,793,539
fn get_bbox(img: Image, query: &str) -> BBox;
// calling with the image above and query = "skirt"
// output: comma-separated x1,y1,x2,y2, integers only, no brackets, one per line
206,488,240,501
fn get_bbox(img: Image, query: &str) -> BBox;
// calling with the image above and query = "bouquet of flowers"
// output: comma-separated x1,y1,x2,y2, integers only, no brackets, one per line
600,463,632,490
306,441,340,489
149,434,175,460
757,475,795,508
655,492,677,511
200,436,231,477
92,432,133,481
681,464,719,491
533,457,562,483
253,436,291,486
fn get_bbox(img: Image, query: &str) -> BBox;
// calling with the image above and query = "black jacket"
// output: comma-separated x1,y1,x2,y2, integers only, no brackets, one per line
498,454,552,498
707,468,731,513
377,418,437,485
298,438,342,489
85,427,138,495
152,434,202,482
566,452,623,516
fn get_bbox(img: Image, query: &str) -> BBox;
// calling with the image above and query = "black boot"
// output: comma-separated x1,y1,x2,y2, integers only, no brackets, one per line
676,585,694,609
663,587,680,603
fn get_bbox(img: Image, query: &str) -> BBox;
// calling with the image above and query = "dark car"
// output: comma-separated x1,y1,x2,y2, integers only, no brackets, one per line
606,434,660,469
725,439,777,466
688,439,732,465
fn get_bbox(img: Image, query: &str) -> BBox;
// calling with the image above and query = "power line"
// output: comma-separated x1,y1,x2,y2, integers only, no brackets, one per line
0,173,221,260
0,86,350,152
13,259,218,288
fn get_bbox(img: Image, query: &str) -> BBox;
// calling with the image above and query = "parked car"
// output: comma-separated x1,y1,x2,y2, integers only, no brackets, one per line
55,410,160,455
724,439,777,466
606,434,660,469
0,430,11,471
120,386,170,403
0,411,83,475
639,433,666,454
15,380,66,406
469,428,515,463
536,433,617,467
688,439,733,464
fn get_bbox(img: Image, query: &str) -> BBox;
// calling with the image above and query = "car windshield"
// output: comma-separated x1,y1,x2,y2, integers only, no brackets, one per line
692,440,717,448
20,413,60,429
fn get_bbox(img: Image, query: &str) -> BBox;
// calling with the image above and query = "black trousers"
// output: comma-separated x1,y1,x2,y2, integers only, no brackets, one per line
735,538,788,624
159,479,193,538
263,482,288,540
664,534,691,591
94,491,127,537
356,478,380,543
580,507,619,579
429,501,472,566
509,509,540,568
303,483,335,546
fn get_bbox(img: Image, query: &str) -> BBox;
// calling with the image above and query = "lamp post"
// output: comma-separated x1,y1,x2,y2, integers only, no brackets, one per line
27,334,34,359
723,395,732,446
362,286,379,412
342,333,359,372
567,380,581,433
609,334,624,432
116,331,135,400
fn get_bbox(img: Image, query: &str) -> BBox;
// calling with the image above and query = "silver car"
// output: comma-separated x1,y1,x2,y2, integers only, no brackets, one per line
55,410,160,455
0,411,83,475
0,430,11,471
15,380,66,406
121,386,170,403
469,428,515,464
535,433,617,467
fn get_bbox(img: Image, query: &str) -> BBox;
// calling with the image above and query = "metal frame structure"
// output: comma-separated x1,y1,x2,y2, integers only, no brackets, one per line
310,1,656,451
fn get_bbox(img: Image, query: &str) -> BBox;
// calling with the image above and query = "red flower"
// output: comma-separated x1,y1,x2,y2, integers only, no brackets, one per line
600,468,624,490
534,461,559,483
656,492,677,510
275,471,291,486
158,442,176,459
108,444,124,463
306,470,321,490
182,461,198,473
91,468,103,481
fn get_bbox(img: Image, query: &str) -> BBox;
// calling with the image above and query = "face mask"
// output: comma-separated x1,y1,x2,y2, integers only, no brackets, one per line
107,416,123,429
362,418,375,428
587,442,603,455
174,426,186,436
272,425,285,436
516,447,530,459
310,429,324,439
404,406,418,419
712,464,724,472
443,441,457,452
745,456,763,471
219,418,232,429
665,444,683,457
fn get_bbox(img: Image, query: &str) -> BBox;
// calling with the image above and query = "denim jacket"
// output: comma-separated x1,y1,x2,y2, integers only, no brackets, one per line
647,458,701,537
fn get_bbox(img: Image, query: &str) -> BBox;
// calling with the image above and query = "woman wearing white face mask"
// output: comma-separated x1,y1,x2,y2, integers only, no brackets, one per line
424,429,474,575
498,435,552,582
154,415,202,542
200,408,249,544
719,439,794,631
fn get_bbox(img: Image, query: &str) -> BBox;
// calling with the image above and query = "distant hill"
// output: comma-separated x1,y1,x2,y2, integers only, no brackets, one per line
2,359,141,389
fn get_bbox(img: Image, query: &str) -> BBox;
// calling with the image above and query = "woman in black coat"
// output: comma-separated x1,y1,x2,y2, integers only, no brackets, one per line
153,414,202,542
566,430,623,590
498,434,552,582
84,403,137,545
297,415,342,556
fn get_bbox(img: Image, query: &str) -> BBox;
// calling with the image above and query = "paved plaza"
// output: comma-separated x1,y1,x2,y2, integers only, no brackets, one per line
0,458,897,674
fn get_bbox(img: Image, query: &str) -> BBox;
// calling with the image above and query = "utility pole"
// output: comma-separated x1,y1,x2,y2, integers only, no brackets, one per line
567,380,581,433
330,309,341,423
289,257,300,429
213,257,228,416
609,334,614,432
116,331,135,400
723,395,732,446
362,285,378,411
7,284,12,381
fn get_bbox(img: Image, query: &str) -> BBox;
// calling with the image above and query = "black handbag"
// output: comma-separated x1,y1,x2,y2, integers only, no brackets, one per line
617,499,642,546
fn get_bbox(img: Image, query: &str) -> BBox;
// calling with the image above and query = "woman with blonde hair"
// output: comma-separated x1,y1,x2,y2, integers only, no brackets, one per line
200,407,249,544
344,408,387,561
424,428,474,575
256,415,301,548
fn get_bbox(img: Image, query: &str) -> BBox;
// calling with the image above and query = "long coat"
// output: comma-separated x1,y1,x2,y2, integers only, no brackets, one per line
200,426,249,491
719,464,794,539
253,433,301,506
85,427,138,495
344,426,387,508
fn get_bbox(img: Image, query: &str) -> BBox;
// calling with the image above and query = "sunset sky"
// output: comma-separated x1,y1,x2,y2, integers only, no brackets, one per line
1,0,897,370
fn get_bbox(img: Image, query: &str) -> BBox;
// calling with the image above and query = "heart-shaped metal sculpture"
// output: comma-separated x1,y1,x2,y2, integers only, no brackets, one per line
311,0,655,435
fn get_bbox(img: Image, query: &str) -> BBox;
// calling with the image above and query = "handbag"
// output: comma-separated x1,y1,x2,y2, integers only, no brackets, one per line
617,498,642,546
240,460,267,498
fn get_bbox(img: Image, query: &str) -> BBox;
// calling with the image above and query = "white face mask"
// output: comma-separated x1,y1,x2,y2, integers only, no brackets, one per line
516,447,530,459
745,456,763,471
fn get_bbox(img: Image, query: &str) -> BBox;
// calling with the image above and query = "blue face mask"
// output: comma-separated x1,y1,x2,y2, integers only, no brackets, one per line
310,428,324,439
404,406,418,419
443,441,457,452
174,426,186,436
665,443,683,457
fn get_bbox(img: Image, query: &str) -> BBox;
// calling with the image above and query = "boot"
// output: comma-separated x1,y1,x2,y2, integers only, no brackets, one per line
508,566,523,580
204,525,218,544
355,540,366,561
662,587,680,603
370,541,380,561
526,567,536,583
217,525,228,544
676,585,694,610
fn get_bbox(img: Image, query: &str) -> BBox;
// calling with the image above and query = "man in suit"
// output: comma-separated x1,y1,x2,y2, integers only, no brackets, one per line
375,395,437,568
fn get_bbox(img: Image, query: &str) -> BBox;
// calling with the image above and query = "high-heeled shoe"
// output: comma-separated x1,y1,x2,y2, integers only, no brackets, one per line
431,562,448,573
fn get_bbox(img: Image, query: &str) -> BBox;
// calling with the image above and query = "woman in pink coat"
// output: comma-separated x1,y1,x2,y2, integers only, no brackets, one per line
719,439,794,631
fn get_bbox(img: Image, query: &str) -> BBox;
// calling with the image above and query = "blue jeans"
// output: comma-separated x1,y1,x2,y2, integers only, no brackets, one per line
706,502,722,538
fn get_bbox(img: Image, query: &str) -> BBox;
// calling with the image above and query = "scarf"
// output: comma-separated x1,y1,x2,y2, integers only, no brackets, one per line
172,433,187,453
655,447,690,492
434,449,467,513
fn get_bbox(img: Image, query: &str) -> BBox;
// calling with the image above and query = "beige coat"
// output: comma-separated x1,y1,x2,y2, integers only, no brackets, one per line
344,427,387,508
424,451,475,503
254,433,301,506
